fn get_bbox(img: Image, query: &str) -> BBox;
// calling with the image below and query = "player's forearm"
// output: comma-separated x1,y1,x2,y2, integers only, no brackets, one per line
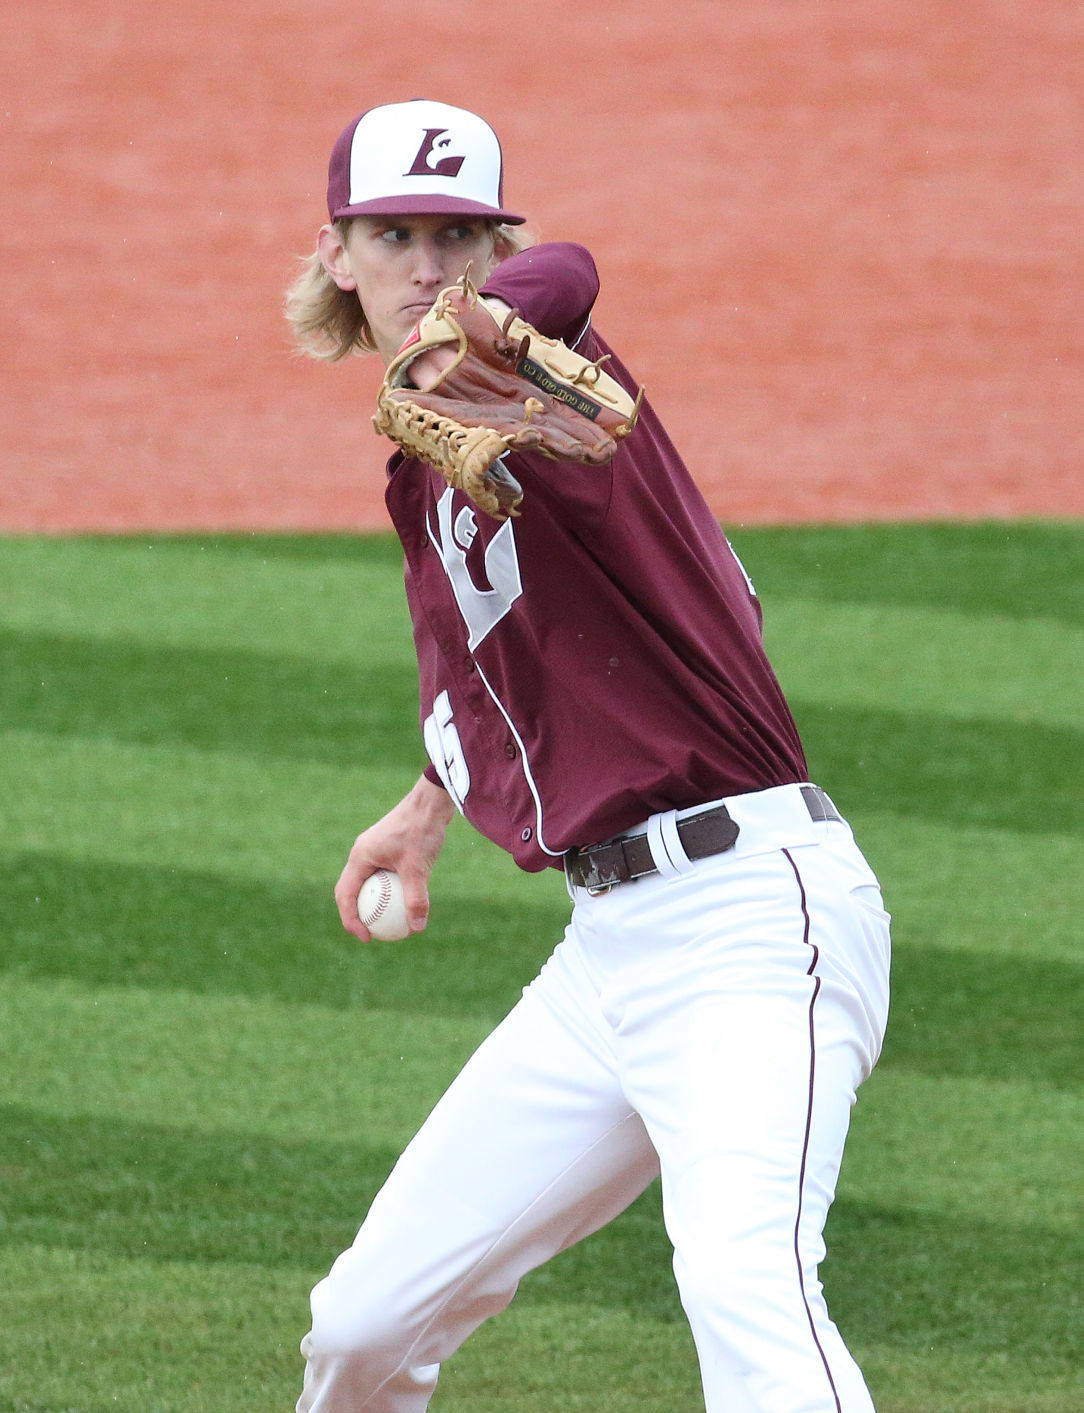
403,772,458,835
481,242,599,342
366,774,456,872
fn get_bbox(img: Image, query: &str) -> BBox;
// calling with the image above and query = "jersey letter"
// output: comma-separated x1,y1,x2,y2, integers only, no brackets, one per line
428,488,524,649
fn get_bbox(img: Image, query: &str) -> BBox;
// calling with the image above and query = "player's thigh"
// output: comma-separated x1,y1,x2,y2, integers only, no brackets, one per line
331,943,659,1288
391,978,652,1216
595,844,881,1246
645,977,863,1257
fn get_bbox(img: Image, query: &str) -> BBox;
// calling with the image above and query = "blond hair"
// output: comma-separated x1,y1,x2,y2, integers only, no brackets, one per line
285,218,535,361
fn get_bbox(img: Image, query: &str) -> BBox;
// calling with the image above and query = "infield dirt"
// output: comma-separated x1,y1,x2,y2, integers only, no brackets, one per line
3,1,1080,532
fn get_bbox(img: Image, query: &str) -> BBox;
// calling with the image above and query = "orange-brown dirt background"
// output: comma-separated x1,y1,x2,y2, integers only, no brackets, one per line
3,0,1081,533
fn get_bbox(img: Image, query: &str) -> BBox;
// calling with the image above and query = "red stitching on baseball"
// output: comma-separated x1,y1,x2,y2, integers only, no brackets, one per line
363,871,392,926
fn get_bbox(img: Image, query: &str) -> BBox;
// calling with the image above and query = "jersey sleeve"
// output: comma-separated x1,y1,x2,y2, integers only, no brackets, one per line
480,243,599,345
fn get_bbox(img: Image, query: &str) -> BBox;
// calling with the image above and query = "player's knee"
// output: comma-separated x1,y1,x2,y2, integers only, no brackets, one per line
305,1269,419,1369
677,1226,817,1336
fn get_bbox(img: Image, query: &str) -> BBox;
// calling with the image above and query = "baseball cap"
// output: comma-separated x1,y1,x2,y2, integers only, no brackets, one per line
326,100,525,225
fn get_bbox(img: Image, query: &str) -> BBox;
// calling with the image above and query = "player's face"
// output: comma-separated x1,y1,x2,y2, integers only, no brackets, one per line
319,215,500,362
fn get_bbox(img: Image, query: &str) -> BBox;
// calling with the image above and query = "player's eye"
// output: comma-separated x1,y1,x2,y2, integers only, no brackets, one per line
379,227,413,245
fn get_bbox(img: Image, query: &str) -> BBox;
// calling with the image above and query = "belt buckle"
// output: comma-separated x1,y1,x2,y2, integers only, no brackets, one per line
566,844,622,896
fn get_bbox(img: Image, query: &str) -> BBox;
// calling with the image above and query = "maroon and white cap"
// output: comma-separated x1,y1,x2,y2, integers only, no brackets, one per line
326,100,525,225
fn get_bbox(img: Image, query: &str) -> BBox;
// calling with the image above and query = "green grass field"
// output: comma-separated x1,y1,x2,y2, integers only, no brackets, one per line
1,522,1080,1413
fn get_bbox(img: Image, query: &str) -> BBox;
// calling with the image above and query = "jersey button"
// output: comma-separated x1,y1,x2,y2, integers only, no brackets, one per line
521,827,533,842
504,742,517,760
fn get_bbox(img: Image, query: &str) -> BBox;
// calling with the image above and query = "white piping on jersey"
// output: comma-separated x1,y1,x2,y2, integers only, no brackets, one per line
569,316,592,351
424,488,560,858
473,658,563,858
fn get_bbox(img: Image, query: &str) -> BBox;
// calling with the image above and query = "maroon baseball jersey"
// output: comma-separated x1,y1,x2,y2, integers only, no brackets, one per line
383,242,807,872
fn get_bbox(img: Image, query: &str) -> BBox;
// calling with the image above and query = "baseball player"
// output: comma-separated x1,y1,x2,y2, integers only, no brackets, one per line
286,99,891,1413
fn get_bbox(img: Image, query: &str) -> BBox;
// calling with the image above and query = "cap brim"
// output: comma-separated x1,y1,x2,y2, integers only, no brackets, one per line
331,193,525,225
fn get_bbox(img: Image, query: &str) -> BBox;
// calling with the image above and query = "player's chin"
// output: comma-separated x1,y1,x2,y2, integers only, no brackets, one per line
379,311,431,360
400,304,436,331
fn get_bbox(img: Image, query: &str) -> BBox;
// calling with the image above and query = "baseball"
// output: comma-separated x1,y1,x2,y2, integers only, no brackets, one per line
358,868,411,941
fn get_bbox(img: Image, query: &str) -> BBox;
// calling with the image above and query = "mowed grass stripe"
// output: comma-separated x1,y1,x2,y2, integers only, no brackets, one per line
5,715,1079,881
850,814,1081,964
766,600,1084,730
4,602,1080,768
429,1304,1077,1413
795,701,1082,834
4,696,1077,859
0,980,490,1145
2,531,1079,726
0,1246,312,1413
0,526,1079,1413
0,1247,702,1413
3,523,1080,640
732,519,1084,624
2,980,1077,1228
0,536,411,664
0,1102,401,1269
2,850,1079,1088
4,811,1080,1008
882,942,1081,1087
839,1068,1080,1228
0,1242,1067,1413
0,1106,684,1324
0,1094,1076,1341
0,851,563,1019
0,728,424,883
0,1098,1076,1376
0,627,421,765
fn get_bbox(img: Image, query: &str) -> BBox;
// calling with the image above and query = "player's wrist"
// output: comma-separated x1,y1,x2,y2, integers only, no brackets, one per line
410,773,457,826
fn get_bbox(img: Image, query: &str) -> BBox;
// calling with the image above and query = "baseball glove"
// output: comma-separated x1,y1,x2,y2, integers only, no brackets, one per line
373,270,643,519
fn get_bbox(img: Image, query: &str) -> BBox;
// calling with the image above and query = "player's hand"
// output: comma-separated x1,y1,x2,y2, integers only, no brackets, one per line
407,301,511,391
334,775,456,942
408,344,456,391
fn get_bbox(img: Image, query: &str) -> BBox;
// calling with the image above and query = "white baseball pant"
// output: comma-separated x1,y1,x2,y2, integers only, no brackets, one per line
298,783,891,1412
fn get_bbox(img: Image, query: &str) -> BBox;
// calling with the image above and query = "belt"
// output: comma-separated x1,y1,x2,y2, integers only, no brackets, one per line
564,784,842,894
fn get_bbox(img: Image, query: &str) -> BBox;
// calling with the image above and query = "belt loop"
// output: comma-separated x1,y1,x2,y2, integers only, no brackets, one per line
646,810,692,879
801,784,843,824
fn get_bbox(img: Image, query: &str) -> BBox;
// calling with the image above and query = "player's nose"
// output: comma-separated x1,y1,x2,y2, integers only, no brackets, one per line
409,236,446,287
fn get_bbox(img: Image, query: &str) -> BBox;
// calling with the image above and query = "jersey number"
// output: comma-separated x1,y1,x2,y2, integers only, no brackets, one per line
423,690,470,812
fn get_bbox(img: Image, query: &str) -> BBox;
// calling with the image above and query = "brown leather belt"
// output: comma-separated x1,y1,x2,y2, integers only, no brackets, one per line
564,785,842,894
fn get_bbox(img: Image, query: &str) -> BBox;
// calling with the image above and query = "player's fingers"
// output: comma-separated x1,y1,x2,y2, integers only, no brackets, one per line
409,345,456,391
334,858,374,942
395,868,431,933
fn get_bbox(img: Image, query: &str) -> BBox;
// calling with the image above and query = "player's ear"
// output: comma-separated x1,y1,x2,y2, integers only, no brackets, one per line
490,228,512,264
485,224,512,273
317,223,357,291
